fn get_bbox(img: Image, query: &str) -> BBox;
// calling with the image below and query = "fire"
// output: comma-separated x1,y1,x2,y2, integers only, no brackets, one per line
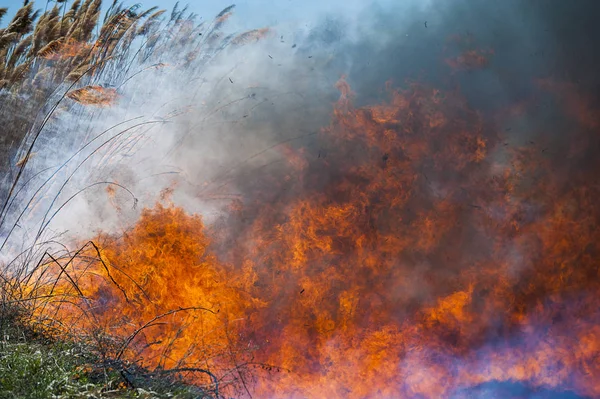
32,74,600,398
33,204,258,390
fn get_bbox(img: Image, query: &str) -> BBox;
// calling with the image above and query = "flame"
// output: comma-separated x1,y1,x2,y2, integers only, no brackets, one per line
33,74,600,398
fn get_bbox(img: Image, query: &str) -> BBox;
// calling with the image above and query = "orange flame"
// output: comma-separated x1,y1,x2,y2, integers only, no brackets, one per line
34,75,600,398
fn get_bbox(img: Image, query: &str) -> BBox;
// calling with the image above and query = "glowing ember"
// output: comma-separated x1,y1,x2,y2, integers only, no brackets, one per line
34,75,600,398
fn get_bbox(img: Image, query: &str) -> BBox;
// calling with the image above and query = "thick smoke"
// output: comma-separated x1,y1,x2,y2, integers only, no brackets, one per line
0,1,585,246
0,0,385,262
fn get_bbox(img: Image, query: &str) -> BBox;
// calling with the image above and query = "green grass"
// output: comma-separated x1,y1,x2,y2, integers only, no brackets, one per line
0,315,212,399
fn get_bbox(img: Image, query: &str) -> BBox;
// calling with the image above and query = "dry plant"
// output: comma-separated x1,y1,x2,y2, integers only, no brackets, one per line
0,1,273,397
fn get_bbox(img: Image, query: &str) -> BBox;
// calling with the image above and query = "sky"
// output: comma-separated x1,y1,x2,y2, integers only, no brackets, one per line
0,0,390,31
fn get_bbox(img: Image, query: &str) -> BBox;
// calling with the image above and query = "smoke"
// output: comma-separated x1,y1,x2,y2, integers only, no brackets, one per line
0,0,380,257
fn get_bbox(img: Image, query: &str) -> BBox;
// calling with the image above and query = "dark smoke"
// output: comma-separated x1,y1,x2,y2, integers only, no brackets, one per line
212,0,600,232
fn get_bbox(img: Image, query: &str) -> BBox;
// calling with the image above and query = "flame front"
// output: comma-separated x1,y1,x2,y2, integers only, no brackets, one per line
35,76,600,398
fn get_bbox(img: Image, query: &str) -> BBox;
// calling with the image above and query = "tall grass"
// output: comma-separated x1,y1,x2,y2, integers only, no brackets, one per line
0,1,269,396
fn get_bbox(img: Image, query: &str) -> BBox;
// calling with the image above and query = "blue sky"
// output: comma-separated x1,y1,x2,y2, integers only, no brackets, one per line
1,0,380,31
2,1,260,27
0,1,268,29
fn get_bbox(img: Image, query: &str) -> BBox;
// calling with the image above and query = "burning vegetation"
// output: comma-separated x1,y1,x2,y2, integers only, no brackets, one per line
26,76,600,398
1,1,599,399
